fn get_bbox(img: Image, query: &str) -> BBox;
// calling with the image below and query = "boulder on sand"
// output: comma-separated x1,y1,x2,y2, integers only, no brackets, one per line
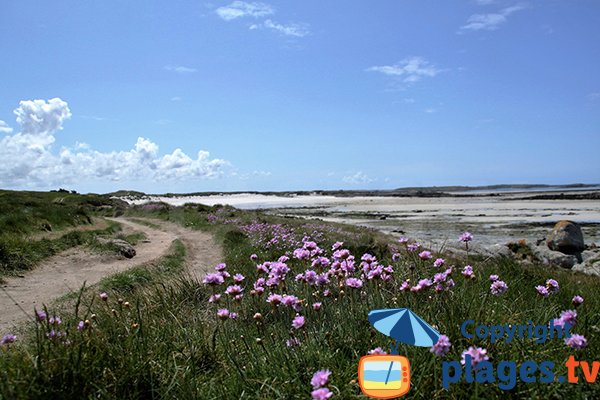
546,220,584,255
97,238,136,259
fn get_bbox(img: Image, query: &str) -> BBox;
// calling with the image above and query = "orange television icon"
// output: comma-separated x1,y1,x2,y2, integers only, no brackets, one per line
358,354,411,399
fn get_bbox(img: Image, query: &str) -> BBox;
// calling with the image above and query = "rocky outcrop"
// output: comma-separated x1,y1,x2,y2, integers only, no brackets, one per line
97,238,136,259
546,220,585,255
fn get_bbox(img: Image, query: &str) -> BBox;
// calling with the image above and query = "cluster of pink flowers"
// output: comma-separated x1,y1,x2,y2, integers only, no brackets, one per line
310,369,333,399
461,265,475,279
535,278,560,297
1,334,17,345
489,274,508,296
565,334,588,350
461,346,489,369
459,232,473,242
431,335,452,357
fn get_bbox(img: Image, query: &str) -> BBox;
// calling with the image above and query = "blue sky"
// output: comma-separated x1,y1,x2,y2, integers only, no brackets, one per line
1,0,599,193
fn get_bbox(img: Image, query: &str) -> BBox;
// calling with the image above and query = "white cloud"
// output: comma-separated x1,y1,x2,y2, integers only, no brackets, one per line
367,57,441,84
164,65,197,74
343,171,374,184
251,19,310,37
215,1,274,21
0,98,229,189
474,0,495,5
0,120,13,134
170,96,182,102
459,4,527,32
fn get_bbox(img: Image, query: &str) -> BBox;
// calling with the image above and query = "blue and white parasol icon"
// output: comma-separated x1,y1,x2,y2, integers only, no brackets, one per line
368,308,441,384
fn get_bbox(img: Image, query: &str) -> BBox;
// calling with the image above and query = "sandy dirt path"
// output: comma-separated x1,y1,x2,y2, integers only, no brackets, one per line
0,218,221,333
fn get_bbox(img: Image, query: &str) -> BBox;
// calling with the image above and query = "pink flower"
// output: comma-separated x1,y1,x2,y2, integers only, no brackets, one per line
1,334,17,345
215,263,227,271
345,278,363,289
407,243,420,252
209,294,222,303
332,241,343,251
489,274,499,282
535,285,549,297
99,292,108,301
312,302,322,311
267,294,283,306
459,232,473,242
546,279,559,293
250,254,258,261
35,309,47,322
311,369,332,389
392,253,401,262
418,251,432,260
565,334,587,350
225,285,243,296
572,295,584,307
398,237,409,244
217,309,230,320
461,265,474,279
433,258,445,268
229,312,239,320
368,347,387,355
431,335,451,357
203,273,225,286
233,274,245,283
311,388,333,400
490,280,508,296
461,346,488,369
292,315,305,329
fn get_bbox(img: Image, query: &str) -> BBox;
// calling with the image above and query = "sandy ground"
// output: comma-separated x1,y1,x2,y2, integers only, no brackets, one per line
122,192,600,249
0,218,222,334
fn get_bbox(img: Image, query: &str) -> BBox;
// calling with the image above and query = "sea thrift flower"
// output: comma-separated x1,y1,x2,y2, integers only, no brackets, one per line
398,237,409,244
419,251,432,260
233,274,245,283
217,309,230,320
431,335,452,357
392,253,401,262
461,346,489,369
311,369,332,389
267,294,283,306
313,302,322,311
99,292,108,301
489,274,499,282
399,280,411,291
77,321,85,332
490,280,508,296
345,278,363,289
278,256,290,263
209,294,222,303
557,310,577,327
215,263,227,271
332,241,343,250
572,295,584,307
565,334,587,350
250,254,258,261
203,273,225,286
225,285,243,296
292,315,306,329
461,265,474,279
230,312,238,320
459,232,473,242
433,258,445,268
407,243,420,252
546,279,559,293
49,316,62,325
368,347,387,355
535,285,549,297
35,309,47,322
311,388,333,400
1,334,17,345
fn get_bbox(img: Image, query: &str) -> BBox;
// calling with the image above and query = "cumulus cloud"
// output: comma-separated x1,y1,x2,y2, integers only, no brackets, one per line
215,1,274,21
164,65,197,74
0,120,13,134
459,4,527,32
0,98,229,189
367,57,441,84
250,19,310,37
343,171,374,184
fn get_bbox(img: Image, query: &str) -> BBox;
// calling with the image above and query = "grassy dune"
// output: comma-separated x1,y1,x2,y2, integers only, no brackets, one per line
0,190,127,278
1,198,600,399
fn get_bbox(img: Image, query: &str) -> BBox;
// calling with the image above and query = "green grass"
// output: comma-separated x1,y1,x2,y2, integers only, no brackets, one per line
0,190,128,276
2,203,600,399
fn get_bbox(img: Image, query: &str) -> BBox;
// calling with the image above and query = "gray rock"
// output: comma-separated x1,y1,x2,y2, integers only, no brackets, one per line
532,244,579,269
546,220,584,255
97,238,136,259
